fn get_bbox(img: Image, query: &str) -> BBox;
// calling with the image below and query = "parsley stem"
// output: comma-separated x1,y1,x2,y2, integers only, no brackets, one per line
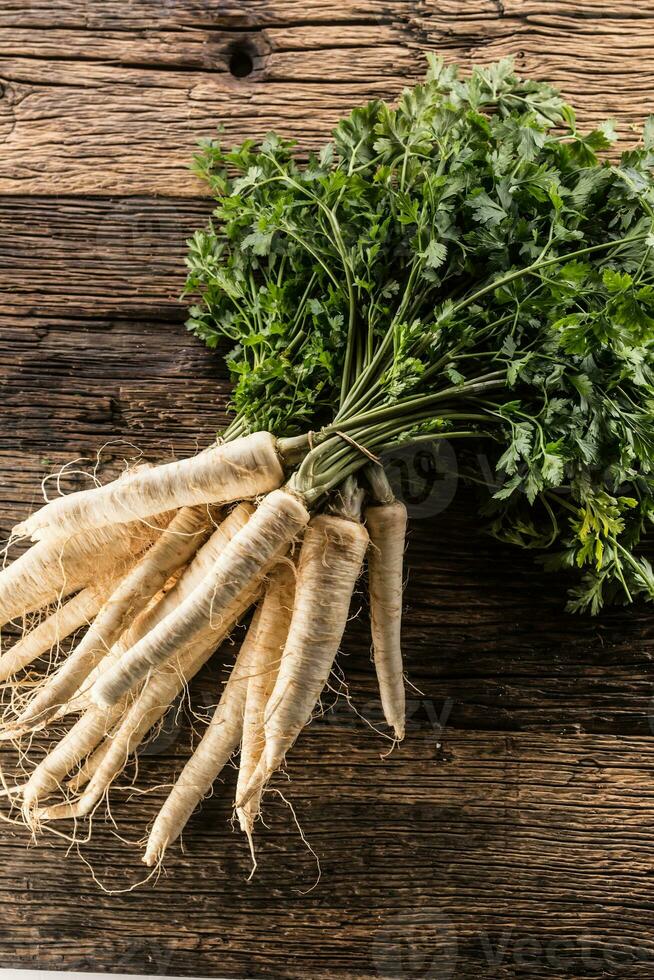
332,376,505,435
302,429,479,501
451,233,649,316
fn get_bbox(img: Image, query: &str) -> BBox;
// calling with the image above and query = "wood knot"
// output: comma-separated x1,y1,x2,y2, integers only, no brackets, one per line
228,44,254,79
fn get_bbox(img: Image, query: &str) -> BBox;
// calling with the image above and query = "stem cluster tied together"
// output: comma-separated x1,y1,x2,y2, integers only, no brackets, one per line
2,58,654,880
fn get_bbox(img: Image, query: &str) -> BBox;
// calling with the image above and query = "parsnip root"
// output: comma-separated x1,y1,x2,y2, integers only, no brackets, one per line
143,604,266,866
238,513,369,807
56,504,254,720
37,642,219,822
38,581,263,823
366,500,408,740
12,506,213,732
0,514,169,628
0,587,105,682
236,561,296,846
16,432,284,542
22,701,125,812
92,489,309,708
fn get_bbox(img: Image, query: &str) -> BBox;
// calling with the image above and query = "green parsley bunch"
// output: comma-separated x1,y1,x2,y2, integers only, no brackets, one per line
185,57,654,612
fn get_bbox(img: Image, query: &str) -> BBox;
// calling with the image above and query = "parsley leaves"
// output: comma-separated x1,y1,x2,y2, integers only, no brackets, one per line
186,56,654,613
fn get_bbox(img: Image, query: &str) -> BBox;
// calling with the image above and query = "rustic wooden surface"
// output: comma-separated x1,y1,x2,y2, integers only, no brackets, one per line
2,2,654,977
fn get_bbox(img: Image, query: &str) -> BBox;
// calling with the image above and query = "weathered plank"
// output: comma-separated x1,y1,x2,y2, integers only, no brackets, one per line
0,23,408,69
0,0,408,30
417,1,654,114
1,198,209,319
2,2,654,978
0,316,229,463
2,728,654,978
1,1,653,194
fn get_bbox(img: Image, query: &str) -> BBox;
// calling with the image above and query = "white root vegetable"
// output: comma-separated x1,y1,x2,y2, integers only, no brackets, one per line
64,721,120,794
235,561,296,845
13,507,212,731
37,643,216,822
16,432,284,543
141,503,254,628
366,500,408,740
237,513,369,808
0,587,105,682
92,489,309,709
19,509,258,811
22,701,125,811
53,593,173,723
38,582,261,823
88,505,213,645
0,514,168,628
56,504,254,720
143,605,267,867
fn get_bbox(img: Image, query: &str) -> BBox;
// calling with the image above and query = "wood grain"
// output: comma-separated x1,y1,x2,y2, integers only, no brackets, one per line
1,0,653,194
2,1,654,977
3,725,654,978
1,198,211,319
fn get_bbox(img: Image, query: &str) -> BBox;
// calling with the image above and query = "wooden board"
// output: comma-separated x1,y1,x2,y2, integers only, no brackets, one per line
1,1,654,194
2,2,654,977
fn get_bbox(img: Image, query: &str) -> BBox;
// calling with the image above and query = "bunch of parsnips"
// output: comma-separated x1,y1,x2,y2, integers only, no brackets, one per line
2,57,654,872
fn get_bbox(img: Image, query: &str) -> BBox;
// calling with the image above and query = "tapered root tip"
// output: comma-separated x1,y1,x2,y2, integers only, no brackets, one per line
21,784,39,811
143,836,167,868
236,808,250,836
235,741,288,808
142,847,159,868
237,812,258,877
235,767,271,810
393,722,405,741
20,801,39,831
37,798,88,822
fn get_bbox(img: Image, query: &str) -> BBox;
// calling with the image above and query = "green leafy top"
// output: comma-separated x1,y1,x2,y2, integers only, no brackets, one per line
186,56,654,612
